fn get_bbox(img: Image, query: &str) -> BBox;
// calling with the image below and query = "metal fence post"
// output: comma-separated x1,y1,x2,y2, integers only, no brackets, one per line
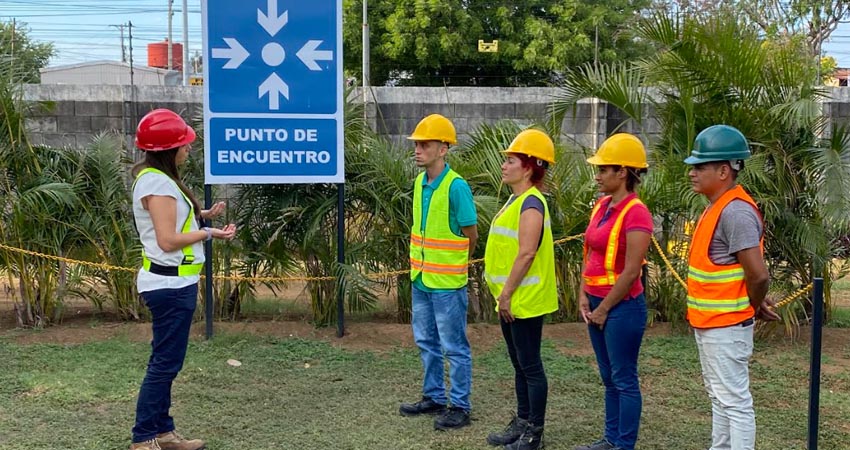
807,277,824,450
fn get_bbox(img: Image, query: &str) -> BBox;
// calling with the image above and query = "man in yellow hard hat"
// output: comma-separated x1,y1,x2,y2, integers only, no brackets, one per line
400,114,478,431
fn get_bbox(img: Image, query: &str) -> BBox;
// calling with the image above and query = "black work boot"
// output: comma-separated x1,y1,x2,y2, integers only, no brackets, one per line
434,406,471,430
573,438,615,450
504,424,544,450
399,396,446,416
487,413,528,446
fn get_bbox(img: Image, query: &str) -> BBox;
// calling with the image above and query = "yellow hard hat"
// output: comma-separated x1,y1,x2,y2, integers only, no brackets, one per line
587,133,648,169
503,129,556,164
407,114,458,145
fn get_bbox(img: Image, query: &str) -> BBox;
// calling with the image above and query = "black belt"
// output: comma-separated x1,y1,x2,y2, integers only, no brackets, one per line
737,318,754,327
147,262,182,277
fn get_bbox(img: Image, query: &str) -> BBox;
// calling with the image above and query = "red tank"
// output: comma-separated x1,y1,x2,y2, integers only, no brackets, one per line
148,39,184,70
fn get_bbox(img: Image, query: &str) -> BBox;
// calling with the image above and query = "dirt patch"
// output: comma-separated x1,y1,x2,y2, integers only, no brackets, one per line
2,312,672,357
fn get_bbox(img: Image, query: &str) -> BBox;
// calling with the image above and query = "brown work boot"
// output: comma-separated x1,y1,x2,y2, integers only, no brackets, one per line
129,439,161,450
155,431,205,450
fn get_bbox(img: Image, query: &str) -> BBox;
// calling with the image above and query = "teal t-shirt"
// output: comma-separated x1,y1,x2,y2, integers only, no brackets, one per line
413,164,478,293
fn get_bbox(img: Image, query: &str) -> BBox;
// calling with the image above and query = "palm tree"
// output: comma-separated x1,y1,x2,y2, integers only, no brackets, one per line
226,90,379,326
0,68,78,327
59,134,142,320
552,11,850,328
344,134,419,321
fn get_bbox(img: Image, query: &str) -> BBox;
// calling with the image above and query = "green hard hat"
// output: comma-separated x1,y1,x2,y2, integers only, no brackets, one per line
684,125,751,165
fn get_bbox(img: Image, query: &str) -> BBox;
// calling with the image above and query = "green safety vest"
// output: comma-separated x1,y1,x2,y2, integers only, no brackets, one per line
484,187,558,319
133,168,204,277
409,170,470,289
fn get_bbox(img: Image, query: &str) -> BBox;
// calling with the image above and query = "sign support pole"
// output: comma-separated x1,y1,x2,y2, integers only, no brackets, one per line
204,184,214,340
336,182,345,338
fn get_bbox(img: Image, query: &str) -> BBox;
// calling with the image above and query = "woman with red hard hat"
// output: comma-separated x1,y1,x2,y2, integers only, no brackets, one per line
129,109,236,450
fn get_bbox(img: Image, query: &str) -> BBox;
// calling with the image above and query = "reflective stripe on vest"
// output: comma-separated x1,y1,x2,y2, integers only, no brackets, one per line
409,169,470,289
686,185,762,328
133,168,203,276
582,196,644,287
483,187,558,319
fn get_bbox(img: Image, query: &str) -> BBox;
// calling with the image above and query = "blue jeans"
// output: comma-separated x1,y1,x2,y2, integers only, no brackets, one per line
501,315,547,427
587,293,647,450
411,286,472,411
132,284,197,442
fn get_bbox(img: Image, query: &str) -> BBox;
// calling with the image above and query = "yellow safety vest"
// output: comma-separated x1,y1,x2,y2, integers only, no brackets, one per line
409,170,470,289
582,196,644,287
133,168,204,277
484,187,558,319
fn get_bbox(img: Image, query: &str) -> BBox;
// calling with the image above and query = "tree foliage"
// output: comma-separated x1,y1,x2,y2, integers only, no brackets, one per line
650,1,850,59
343,0,653,86
0,20,54,84
738,0,850,58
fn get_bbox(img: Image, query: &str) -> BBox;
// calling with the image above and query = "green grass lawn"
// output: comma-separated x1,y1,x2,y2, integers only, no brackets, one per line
1,329,849,450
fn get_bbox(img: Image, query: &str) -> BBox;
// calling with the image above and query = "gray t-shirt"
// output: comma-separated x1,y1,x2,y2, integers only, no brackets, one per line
709,199,763,265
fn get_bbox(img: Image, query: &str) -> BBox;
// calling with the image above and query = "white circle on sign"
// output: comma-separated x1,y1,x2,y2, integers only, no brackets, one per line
262,43,286,67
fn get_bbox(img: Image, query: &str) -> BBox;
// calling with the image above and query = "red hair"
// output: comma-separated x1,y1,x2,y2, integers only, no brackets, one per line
514,153,548,187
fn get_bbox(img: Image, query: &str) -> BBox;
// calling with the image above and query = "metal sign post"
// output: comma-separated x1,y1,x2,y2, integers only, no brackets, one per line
204,185,214,339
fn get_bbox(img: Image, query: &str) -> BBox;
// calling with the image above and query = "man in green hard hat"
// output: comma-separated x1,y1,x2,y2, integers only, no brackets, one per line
684,124,779,450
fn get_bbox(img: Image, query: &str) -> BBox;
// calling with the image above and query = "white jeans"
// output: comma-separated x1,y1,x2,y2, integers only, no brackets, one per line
694,323,755,450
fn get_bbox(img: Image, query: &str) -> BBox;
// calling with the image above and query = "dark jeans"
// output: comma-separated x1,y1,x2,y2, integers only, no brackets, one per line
501,315,548,427
132,284,197,442
587,293,647,450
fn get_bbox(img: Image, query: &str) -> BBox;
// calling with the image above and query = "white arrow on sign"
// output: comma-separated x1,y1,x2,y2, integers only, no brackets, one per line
259,73,290,110
258,0,288,37
211,38,249,69
296,40,333,71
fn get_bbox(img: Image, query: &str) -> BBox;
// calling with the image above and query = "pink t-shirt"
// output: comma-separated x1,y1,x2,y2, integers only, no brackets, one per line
583,193,653,299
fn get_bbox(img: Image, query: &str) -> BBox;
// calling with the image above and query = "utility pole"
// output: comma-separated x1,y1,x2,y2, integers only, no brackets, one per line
594,23,599,68
10,18,15,73
127,21,139,160
182,0,190,85
167,0,174,70
591,21,600,150
362,0,369,103
111,24,127,63
128,21,135,88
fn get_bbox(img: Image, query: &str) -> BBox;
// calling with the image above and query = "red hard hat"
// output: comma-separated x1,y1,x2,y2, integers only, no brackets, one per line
135,108,196,151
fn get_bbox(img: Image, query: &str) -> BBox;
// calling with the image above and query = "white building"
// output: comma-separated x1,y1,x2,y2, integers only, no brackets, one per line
40,60,181,86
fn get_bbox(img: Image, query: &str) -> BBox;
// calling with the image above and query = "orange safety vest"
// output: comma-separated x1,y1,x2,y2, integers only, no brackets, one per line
687,185,763,329
582,196,644,287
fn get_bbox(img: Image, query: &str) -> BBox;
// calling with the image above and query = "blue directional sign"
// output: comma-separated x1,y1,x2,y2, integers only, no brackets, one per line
201,0,343,184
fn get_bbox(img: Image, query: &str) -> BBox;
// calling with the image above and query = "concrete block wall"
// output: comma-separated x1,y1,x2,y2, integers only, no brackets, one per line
362,87,606,148
22,85,203,151
20,85,850,151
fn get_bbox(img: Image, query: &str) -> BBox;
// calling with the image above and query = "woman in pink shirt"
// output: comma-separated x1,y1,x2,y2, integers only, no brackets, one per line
574,134,652,450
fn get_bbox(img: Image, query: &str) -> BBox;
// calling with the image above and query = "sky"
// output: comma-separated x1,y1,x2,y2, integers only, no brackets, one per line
0,0,203,68
1,0,850,69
